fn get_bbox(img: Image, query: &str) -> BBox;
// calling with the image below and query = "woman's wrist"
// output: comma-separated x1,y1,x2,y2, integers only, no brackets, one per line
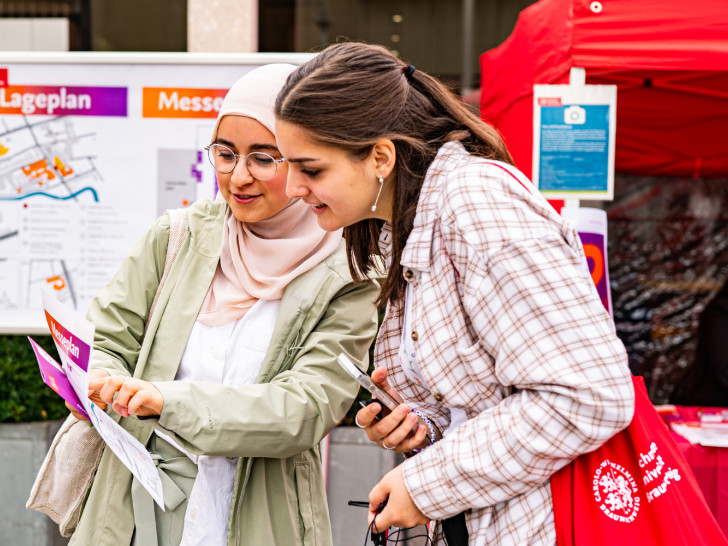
409,409,440,454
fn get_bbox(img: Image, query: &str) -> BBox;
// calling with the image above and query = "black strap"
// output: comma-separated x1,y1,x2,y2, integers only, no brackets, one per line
442,512,469,546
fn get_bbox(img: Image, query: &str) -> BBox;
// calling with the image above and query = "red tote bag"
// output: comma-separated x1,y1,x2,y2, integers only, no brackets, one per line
551,375,728,545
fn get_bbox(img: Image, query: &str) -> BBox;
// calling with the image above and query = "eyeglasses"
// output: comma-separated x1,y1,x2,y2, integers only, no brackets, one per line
204,143,286,181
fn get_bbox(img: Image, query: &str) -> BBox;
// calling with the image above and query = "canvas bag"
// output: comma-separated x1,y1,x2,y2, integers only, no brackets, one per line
26,208,189,537
551,375,728,545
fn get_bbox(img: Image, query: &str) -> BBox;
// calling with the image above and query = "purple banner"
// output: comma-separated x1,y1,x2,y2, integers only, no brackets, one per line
0,85,127,117
578,231,610,314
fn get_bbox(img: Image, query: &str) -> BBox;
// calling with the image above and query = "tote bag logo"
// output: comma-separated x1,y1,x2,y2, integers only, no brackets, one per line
593,459,641,523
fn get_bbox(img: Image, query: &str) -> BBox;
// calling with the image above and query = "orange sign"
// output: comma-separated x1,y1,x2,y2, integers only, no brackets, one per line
142,87,227,119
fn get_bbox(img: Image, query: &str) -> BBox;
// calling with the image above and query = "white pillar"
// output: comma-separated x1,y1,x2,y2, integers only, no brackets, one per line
187,0,258,52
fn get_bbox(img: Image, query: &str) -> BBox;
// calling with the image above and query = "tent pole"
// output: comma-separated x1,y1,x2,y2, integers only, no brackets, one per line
461,0,475,94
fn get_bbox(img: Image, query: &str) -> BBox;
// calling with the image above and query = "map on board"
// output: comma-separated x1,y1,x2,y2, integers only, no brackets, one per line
0,115,102,204
0,55,302,332
0,115,102,313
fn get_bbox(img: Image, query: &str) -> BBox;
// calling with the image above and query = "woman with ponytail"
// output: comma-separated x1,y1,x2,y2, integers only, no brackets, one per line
275,42,634,545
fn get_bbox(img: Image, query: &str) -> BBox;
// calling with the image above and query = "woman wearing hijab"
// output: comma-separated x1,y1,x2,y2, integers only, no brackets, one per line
66,64,379,546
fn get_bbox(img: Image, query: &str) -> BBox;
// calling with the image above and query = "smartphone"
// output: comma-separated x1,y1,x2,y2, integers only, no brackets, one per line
336,353,431,442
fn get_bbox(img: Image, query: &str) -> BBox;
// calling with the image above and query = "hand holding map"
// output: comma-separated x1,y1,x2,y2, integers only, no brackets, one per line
29,288,166,509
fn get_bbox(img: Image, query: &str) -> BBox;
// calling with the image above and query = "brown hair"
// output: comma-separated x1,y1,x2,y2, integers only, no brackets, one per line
275,42,513,308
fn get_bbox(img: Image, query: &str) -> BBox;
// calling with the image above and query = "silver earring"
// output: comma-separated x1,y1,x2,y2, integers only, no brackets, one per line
371,174,384,212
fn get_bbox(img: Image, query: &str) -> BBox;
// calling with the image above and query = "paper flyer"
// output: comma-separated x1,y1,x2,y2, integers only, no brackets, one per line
29,288,165,509
532,78,617,200
42,288,94,411
670,422,728,448
29,336,89,420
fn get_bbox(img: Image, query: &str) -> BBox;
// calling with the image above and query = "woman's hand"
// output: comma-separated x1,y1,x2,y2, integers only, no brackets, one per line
99,377,164,418
65,401,88,421
65,368,110,421
88,368,111,408
368,464,429,531
355,367,430,453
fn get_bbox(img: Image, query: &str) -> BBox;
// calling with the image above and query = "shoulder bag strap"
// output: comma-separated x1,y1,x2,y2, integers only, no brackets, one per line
145,208,189,332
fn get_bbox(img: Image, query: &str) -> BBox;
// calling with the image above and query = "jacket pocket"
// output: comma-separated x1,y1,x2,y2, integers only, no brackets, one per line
294,460,317,546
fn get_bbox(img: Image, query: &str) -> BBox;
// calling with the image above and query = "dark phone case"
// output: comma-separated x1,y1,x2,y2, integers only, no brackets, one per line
359,398,393,420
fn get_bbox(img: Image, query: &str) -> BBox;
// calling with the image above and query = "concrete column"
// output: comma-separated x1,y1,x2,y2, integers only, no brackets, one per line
326,427,404,546
187,0,258,52
461,0,475,94
0,419,68,546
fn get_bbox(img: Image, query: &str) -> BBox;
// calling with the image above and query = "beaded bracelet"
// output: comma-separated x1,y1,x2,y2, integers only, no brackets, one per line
411,409,437,448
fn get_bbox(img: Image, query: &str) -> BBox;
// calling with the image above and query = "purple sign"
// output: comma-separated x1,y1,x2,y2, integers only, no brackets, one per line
0,85,127,117
28,337,89,419
577,231,611,315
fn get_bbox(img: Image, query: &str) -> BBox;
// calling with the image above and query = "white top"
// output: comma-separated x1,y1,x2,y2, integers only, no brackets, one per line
155,298,280,546
399,283,467,437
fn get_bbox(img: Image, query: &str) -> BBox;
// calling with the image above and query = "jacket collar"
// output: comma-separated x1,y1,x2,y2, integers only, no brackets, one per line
399,141,471,272
256,238,349,383
187,200,228,258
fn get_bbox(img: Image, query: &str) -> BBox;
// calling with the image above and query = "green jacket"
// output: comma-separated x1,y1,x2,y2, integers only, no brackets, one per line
70,200,379,546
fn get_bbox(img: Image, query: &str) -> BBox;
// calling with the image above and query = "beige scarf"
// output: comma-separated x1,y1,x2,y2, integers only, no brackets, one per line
196,63,342,326
197,198,340,326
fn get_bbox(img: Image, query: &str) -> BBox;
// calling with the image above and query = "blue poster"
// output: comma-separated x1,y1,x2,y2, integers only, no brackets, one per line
538,104,610,193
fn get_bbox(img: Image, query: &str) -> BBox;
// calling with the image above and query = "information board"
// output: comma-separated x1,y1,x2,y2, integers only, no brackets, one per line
532,78,616,200
0,52,313,333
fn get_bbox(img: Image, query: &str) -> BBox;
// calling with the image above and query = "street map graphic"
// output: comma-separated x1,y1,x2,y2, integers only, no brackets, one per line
0,115,101,203
0,115,102,312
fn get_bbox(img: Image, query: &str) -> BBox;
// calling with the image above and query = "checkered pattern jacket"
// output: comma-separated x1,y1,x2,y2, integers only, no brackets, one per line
375,142,635,545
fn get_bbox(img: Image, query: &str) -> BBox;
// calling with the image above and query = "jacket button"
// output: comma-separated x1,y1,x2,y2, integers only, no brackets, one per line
404,269,414,279
411,331,418,341
433,392,443,402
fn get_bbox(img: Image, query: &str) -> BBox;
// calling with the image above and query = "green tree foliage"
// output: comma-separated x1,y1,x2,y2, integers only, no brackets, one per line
0,335,68,423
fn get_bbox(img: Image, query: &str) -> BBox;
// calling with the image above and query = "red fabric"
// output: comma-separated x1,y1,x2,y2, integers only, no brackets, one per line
480,0,728,179
570,0,728,71
551,376,728,545
665,407,728,539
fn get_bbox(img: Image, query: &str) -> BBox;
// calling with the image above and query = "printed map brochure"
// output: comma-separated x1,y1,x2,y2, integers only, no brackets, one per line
28,288,166,509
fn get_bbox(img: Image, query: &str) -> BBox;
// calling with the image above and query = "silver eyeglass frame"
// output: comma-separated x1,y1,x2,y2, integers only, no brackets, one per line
204,143,286,181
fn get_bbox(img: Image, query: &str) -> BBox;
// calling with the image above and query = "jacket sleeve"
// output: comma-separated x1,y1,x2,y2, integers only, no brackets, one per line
150,279,379,458
86,215,169,377
401,168,635,519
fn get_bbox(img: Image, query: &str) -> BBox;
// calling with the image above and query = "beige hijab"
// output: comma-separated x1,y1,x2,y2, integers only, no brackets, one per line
197,64,342,326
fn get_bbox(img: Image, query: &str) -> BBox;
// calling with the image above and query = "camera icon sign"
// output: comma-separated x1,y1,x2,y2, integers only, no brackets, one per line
564,105,586,125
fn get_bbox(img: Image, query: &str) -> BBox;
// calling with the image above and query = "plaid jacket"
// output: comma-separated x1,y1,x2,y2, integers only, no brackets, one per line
375,142,634,545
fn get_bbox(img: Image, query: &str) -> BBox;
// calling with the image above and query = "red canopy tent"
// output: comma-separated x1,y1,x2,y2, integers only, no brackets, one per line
479,0,728,180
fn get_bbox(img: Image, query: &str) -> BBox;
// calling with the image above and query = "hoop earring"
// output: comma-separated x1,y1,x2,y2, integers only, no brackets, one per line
371,174,384,212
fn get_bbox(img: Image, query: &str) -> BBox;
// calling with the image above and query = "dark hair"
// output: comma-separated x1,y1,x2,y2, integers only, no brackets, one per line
275,42,513,308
